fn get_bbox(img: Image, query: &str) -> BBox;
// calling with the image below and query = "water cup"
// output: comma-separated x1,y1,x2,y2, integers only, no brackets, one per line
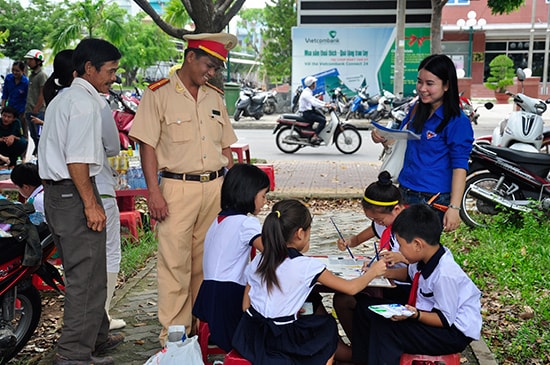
167,325,186,342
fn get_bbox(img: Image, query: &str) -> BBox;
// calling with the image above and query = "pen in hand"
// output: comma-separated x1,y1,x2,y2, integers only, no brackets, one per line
367,241,380,267
330,217,355,259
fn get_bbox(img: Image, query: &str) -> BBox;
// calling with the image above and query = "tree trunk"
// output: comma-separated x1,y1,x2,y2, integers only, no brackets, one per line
430,0,448,54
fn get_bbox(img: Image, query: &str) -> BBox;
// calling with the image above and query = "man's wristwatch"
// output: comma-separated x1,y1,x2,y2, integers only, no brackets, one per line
448,204,461,211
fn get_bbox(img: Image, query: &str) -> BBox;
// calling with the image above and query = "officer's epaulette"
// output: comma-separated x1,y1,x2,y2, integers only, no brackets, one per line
206,81,225,96
148,78,170,91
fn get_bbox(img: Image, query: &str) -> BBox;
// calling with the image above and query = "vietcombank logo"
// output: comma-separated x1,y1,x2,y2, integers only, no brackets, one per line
305,30,340,44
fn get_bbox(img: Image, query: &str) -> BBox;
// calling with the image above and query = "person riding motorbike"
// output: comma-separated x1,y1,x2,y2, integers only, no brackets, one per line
298,76,331,144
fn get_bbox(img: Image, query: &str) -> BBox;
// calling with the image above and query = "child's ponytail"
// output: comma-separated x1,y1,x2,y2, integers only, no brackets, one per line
258,200,312,292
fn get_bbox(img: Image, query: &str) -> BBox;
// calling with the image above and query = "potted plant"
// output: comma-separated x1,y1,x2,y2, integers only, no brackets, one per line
484,55,515,103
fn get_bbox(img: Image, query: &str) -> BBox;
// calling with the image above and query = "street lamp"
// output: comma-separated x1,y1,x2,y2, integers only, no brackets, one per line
457,11,486,78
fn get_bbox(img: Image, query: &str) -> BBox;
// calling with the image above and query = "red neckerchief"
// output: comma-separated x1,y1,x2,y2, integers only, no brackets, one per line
407,271,421,306
379,225,392,251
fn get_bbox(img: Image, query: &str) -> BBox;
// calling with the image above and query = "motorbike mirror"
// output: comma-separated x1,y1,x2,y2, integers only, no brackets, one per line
546,98,550,104
484,102,494,110
516,68,526,82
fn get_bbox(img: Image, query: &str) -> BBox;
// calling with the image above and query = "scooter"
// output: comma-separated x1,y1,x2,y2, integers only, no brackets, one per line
233,87,267,121
273,105,362,154
329,87,349,116
291,85,303,113
487,69,549,152
459,92,494,125
262,90,278,115
460,143,550,228
0,227,64,364
108,89,139,149
345,86,380,121
377,90,416,122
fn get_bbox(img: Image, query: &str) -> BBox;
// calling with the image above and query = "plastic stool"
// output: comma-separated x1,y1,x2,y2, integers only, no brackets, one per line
223,349,251,365
198,321,226,365
254,163,275,191
400,352,461,365
119,210,142,241
230,143,251,164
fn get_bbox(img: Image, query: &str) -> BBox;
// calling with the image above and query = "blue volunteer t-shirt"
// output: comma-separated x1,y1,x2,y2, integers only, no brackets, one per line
398,104,473,194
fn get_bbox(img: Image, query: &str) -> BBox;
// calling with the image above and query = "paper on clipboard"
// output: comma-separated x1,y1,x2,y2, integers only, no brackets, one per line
316,256,395,288
371,121,421,141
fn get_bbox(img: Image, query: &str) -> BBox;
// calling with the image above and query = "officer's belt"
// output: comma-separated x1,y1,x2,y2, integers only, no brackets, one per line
160,168,225,183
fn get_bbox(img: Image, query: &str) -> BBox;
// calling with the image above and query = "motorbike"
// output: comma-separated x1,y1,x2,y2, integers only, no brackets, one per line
459,92,494,125
234,87,269,121
329,87,349,116
377,90,416,122
291,85,303,113
273,105,362,154
459,143,550,228
485,69,549,153
108,89,139,149
345,86,381,121
262,90,278,115
0,227,64,364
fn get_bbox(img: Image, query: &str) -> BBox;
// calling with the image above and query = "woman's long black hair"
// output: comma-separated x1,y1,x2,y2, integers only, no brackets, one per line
411,54,461,134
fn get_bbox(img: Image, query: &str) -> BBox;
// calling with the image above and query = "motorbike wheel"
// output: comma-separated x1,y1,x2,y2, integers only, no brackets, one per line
335,126,362,154
0,286,42,365
263,100,276,115
275,126,301,154
254,113,263,120
460,172,522,228
233,108,243,121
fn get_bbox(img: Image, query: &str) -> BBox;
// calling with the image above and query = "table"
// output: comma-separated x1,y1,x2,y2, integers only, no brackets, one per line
115,188,148,212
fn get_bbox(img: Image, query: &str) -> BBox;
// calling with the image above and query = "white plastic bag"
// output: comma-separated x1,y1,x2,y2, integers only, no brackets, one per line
380,139,407,181
143,335,203,365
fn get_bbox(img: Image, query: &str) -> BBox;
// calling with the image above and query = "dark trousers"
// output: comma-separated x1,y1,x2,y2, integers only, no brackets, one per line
44,181,110,360
302,109,327,136
0,139,28,166
352,296,470,365
25,112,43,155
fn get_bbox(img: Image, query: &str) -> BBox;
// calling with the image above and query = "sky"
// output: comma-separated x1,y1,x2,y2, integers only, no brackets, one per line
244,0,268,8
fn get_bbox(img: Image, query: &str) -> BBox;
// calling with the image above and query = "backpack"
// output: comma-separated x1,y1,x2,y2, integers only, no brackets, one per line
0,199,41,266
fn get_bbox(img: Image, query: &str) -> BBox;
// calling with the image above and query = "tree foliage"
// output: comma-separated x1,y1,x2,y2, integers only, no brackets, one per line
237,8,265,57
487,0,525,15
163,0,192,28
132,0,245,36
261,0,296,84
0,0,59,60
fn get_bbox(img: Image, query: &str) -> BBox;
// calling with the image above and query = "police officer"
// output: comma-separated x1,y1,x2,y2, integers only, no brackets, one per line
129,32,238,345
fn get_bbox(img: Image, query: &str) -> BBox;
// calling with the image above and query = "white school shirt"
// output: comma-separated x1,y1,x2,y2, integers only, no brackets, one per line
203,212,261,286
27,185,44,214
38,78,105,181
408,246,482,340
246,248,325,319
298,87,325,112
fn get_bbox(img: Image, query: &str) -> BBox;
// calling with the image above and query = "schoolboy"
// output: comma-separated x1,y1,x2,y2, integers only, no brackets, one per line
10,162,44,216
352,204,482,365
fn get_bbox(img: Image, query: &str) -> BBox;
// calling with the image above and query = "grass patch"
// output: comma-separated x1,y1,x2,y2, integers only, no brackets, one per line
443,211,550,364
120,227,157,279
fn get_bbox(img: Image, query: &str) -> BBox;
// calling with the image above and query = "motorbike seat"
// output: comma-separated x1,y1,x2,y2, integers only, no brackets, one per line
483,145,550,178
280,114,311,127
393,97,412,107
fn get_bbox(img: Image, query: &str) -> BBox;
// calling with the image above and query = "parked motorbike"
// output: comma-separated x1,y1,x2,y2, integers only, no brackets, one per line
108,89,139,149
291,85,303,113
273,105,362,154
262,90,278,115
460,143,550,228
0,228,64,364
330,87,349,116
459,92,494,125
377,90,416,122
345,86,380,121
234,88,268,121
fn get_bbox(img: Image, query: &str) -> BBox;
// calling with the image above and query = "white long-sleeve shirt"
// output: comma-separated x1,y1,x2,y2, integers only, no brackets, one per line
298,87,325,112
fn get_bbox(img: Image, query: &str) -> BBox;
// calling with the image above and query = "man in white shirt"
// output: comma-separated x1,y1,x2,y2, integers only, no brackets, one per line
298,76,331,144
38,38,124,365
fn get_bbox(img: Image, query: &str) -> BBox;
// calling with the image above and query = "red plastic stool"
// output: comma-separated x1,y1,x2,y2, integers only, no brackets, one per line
198,321,226,365
400,352,461,365
230,143,251,164
119,210,142,241
254,163,275,191
223,349,251,365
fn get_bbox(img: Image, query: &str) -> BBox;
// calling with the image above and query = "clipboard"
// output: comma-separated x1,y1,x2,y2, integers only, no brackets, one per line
371,121,421,141
315,256,395,288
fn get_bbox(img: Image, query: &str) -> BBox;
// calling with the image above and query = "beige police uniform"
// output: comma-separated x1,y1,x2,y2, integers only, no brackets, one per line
129,71,237,342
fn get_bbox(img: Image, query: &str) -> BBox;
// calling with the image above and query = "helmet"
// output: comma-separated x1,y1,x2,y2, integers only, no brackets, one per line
24,49,45,62
304,76,317,87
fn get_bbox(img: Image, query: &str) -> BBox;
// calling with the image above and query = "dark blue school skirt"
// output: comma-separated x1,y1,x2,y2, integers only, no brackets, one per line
232,306,338,365
192,280,245,352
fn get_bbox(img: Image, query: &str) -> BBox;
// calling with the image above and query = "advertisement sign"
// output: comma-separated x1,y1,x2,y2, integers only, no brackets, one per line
292,27,431,98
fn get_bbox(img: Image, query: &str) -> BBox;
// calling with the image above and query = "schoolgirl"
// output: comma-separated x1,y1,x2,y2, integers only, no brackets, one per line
333,170,410,343
232,199,387,365
193,163,270,352
353,204,482,364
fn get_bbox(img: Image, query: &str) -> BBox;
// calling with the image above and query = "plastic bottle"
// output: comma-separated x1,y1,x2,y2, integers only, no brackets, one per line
16,156,22,165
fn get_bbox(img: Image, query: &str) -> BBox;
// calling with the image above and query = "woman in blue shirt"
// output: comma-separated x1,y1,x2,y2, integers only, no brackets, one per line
1,61,29,122
373,54,473,232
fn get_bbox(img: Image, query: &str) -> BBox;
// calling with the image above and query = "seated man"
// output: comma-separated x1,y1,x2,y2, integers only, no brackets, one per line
298,76,331,144
0,106,28,166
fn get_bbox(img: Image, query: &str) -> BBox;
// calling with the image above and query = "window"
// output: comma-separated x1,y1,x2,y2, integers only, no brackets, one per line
446,0,470,5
